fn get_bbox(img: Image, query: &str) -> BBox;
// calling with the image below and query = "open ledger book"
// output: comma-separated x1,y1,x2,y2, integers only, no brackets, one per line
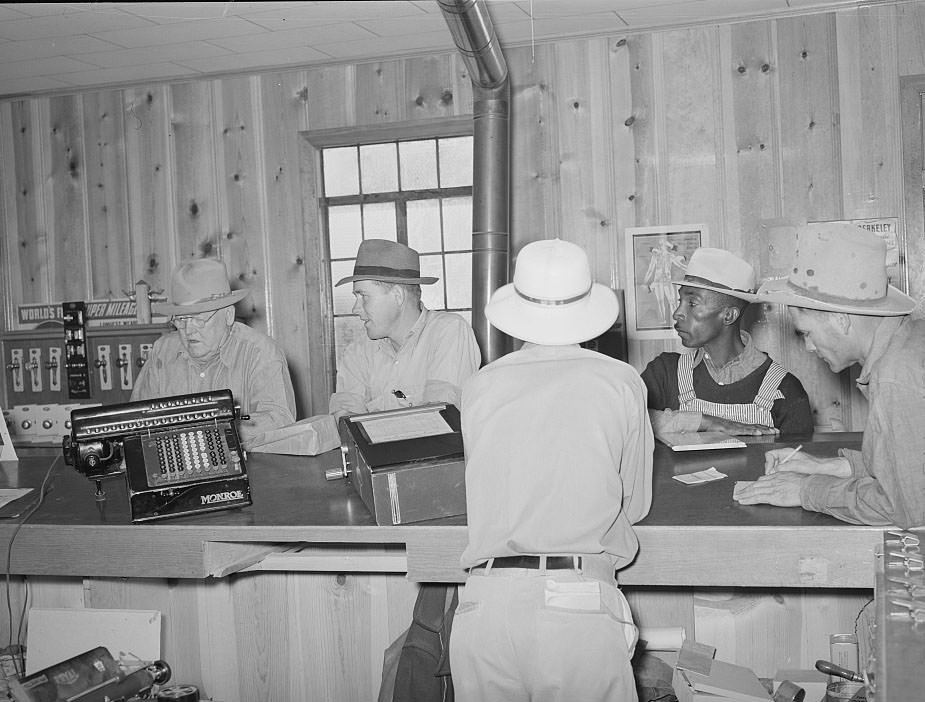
656,431,746,452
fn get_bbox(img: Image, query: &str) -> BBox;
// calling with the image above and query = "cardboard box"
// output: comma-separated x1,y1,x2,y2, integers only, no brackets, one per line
672,640,772,702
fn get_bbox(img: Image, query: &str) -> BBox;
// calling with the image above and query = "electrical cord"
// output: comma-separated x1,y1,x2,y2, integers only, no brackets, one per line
4,455,61,677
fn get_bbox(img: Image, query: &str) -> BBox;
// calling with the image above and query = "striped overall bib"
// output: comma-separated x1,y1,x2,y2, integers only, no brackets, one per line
676,352,786,427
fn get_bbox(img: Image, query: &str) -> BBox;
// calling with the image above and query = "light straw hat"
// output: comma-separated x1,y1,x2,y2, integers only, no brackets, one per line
672,248,758,302
156,259,249,315
757,222,915,315
485,239,619,345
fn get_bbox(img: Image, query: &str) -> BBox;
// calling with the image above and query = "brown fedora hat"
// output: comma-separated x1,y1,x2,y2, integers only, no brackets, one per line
155,258,249,315
335,239,438,286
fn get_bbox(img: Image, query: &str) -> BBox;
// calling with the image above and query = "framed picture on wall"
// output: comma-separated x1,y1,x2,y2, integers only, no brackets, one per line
623,224,708,340
810,217,906,292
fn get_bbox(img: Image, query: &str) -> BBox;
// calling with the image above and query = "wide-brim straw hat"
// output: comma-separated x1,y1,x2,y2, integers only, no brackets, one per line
335,239,437,286
155,258,249,315
486,238,619,346
756,222,915,316
672,247,758,303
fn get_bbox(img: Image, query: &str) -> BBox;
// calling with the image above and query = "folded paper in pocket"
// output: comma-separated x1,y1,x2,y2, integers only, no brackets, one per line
248,414,340,455
544,579,601,611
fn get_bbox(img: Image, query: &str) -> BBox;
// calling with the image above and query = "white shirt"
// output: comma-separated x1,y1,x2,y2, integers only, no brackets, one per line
329,308,481,415
459,343,654,572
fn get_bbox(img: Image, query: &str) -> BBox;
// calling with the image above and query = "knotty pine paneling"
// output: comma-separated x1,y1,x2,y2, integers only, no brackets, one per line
305,64,356,130
170,82,220,261
212,76,269,330
404,53,472,120
83,91,132,301
48,95,89,302
0,102,19,328
900,77,925,305
260,72,316,412
896,0,925,77
8,574,872,702
775,13,859,431
662,28,727,231
123,86,175,296
609,36,638,293
10,100,51,307
836,8,902,222
355,60,405,125
507,42,559,254
777,14,842,221
2,8,925,420
551,38,621,286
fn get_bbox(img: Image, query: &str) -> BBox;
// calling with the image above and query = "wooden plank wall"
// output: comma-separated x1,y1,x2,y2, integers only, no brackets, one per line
1,5,922,426
0,8,920,697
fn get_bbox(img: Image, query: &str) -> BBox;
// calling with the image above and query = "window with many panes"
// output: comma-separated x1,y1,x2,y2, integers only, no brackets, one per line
321,135,474,368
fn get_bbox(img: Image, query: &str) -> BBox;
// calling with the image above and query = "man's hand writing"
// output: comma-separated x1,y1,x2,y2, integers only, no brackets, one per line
763,450,851,477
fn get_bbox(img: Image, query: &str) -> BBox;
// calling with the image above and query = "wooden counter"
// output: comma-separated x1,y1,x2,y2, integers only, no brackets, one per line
0,434,883,700
0,433,880,585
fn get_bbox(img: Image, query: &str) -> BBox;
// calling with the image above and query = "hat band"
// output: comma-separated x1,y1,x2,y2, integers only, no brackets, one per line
175,291,235,307
786,279,887,306
515,284,593,306
680,275,755,295
353,264,422,279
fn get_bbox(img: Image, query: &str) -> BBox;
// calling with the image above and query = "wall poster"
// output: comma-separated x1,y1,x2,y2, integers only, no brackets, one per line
623,224,708,340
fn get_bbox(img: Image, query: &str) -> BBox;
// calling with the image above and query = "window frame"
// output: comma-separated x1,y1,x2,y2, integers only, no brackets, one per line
301,118,474,406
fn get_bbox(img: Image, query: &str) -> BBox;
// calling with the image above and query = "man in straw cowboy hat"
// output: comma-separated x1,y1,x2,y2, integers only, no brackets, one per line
734,223,925,529
642,247,814,437
450,238,653,702
132,258,295,449
328,239,480,417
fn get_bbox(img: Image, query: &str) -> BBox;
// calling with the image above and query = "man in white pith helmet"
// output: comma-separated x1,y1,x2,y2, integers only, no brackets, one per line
450,238,653,702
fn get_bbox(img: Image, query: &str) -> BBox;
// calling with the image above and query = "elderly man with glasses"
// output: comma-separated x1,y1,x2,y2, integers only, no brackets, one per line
132,258,296,449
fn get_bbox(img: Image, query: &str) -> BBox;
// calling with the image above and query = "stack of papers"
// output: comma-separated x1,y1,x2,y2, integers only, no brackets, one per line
656,431,747,452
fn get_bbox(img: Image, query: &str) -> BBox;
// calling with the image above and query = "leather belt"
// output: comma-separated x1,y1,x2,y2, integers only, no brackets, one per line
471,555,580,570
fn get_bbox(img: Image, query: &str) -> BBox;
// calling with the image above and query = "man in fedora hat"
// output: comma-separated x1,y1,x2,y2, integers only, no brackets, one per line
328,239,480,417
735,223,924,528
450,238,653,702
132,258,296,449
642,247,814,437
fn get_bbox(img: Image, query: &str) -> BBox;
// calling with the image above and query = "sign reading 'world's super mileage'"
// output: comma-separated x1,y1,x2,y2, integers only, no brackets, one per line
17,300,166,329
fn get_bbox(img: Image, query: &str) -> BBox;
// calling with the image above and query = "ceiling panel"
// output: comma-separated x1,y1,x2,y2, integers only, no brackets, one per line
0,1,896,99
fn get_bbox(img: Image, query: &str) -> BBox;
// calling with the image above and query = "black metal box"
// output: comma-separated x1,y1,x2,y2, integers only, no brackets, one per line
336,404,466,525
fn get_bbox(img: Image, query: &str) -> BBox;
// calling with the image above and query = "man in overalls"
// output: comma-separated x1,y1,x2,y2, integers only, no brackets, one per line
641,248,814,437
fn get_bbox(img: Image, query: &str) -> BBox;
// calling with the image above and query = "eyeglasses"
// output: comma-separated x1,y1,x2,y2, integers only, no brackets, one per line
171,309,220,329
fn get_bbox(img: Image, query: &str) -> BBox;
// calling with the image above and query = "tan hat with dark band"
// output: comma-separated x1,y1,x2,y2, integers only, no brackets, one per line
155,258,249,315
336,239,438,286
